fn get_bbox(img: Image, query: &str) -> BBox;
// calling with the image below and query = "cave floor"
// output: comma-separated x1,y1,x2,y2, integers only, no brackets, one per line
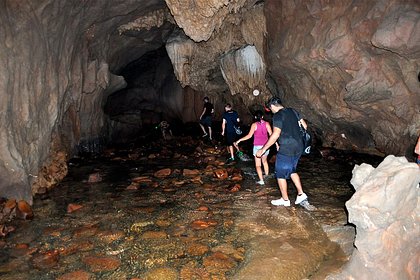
0,136,383,280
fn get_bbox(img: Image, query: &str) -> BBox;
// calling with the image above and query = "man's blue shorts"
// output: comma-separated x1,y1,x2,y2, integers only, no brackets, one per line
275,154,301,179
200,116,212,127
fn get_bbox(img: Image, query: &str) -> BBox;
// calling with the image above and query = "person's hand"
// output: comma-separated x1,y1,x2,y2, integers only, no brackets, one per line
221,131,224,136
233,141,239,148
256,149,264,158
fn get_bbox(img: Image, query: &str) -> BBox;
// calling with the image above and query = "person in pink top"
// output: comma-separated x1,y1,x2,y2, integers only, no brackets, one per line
234,110,278,185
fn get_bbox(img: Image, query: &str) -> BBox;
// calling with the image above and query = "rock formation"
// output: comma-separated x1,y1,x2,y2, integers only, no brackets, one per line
0,0,419,205
327,155,420,279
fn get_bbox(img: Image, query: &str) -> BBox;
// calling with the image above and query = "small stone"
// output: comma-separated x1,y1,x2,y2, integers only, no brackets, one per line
82,255,121,272
197,206,209,211
126,183,139,190
87,172,102,183
230,184,241,192
191,219,217,230
154,168,172,178
56,270,94,280
180,267,211,280
31,250,60,269
186,243,209,256
183,169,200,176
141,231,167,239
214,169,228,179
203,251,236,273
131,176,153,183
143,267,178,280
67,203,83,213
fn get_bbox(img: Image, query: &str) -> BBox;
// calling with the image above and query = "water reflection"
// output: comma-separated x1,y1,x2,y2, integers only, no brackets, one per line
0,137,382,279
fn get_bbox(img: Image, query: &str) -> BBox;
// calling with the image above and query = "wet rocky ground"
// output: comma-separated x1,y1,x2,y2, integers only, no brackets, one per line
0,135,383,280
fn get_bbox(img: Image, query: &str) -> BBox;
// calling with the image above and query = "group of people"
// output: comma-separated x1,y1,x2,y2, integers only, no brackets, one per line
198,96,309,207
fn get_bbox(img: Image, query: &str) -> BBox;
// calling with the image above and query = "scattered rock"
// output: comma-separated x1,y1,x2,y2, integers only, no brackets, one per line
56,270,94,280
82,255,121,272
214,169,228,179
31,250,60,269
183,169,200,176
67,203,83,213
154,168,172,178
87,172,102,183
143,267,178,280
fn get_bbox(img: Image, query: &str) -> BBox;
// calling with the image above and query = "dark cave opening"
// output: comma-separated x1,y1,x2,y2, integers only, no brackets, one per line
103,46,186,145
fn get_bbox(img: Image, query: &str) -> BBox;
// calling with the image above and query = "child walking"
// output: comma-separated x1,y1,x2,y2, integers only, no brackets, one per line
234,110,276,185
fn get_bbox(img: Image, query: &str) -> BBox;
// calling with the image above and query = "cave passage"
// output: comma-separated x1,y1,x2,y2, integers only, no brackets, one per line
0,132,384,279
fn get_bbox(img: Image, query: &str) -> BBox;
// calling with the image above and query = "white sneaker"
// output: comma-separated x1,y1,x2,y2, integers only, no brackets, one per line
256,180,265,185
295,193,308,204
271,198,291,207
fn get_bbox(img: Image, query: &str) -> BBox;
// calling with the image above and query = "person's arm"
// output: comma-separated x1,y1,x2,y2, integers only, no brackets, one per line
221,119,226,136
266,122,279,150
256,127,281,157
235,123,256,146
415,136,420,155
199,107,206,119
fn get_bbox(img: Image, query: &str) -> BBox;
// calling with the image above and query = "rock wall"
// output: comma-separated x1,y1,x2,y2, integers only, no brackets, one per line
265,0,420,155
327,156,420,279
0,0,167,202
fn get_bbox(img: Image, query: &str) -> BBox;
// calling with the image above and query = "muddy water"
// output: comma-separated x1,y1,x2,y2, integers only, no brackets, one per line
0,137,382,280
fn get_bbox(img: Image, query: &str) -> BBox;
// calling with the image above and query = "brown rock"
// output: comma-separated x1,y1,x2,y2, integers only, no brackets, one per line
67,203,83,213
73,224,99,238
31,250,60,269
126,182,139,190
15,200,33,220
58,241,94,256
190,176,203,184
5,199,17,210
141,231,167,239
203,251,237,273
214,169,228,179
56,270,94,280
96,230,125,244
191,219,218,230
143,267,178,280
197,205,209,211
186,242,209,256
131,176,153,183
183,169,200,176
82,255,121,272
87,172,102,183
180,267,211,280
229,184,241,193
154,168,172,178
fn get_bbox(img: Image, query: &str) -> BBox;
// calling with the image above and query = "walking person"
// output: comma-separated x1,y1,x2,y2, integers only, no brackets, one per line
234,110,277,185
199,97,214,140
256,97,308,206
221,103,241,163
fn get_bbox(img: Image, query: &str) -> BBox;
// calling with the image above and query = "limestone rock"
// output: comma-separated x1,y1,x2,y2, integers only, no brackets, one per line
328,155,420,279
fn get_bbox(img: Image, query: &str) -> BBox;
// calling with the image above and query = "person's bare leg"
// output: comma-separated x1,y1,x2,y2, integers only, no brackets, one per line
208,126,212,140
228,146,234,158
254,157,263,181
262,155,269,176
277,178,289,200
290,173,304,194
199,123,207,135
